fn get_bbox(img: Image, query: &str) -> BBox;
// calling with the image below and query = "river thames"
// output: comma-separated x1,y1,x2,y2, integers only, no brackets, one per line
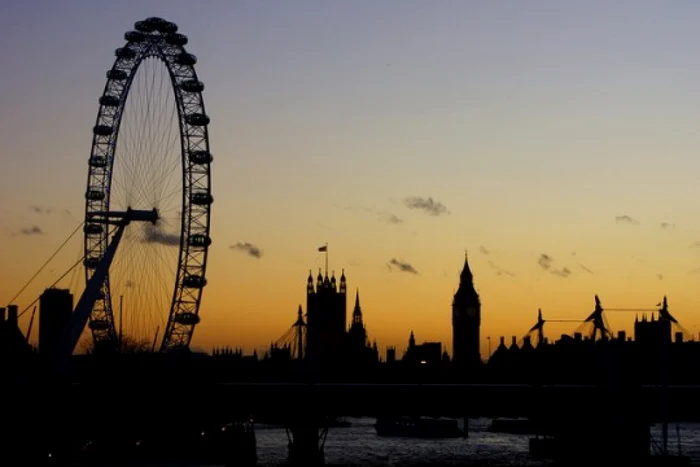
253,417,700,466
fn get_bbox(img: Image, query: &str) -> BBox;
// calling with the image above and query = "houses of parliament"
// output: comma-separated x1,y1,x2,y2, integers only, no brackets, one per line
263,252,482,373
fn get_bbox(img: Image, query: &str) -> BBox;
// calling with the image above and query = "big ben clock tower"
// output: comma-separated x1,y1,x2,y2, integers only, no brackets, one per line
452,251,481,367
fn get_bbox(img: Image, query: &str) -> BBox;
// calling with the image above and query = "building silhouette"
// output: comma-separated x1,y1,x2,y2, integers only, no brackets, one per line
305,269,347,369
452,252,481,367
39,288,73,359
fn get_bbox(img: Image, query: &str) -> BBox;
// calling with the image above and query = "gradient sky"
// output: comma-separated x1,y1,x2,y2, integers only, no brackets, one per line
3,0,700,357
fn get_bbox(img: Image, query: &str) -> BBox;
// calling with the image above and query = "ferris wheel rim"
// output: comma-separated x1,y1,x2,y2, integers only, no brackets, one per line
83,16,212,353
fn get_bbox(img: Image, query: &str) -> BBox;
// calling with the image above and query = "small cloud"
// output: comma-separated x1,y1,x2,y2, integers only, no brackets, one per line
387,258,418,274
538,254,553,270
660,222,675,230
691,241,700,248
689,268,700,275
381,212,403,224
488,260,515,277
19,225,44,235
579,264,594,274
551,267,571,278
230,242,263,259
479,246,490,255
571,251,577,257
538,253,571,278
657,273,664,280
142,225,179,246
403,196,449,216
615,215,640,225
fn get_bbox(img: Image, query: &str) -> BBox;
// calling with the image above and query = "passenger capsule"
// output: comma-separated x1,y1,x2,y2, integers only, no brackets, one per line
89,155,108,168
190,191,213,205
93,125,113,136
84,224,104,235
180,79,204,93
84,256,100,269
88,319,110,331
158,21,178,34
86,190,105,201
173,312,200,325
175,52,197,66
124,30,146,43
188,234,212,248
115,47,136,60
183,275,207,289
189,150,213,164
165,33,188,46
134,17,160,33
185,113,210,126
99,95,120,107
106,69,127,81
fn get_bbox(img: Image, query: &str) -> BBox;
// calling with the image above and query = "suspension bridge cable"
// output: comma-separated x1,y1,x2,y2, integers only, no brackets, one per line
7,220,85,307
17,253,86,319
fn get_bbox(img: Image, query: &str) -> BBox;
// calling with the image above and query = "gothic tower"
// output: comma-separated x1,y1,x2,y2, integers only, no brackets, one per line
305,268,347,368
452,252,481,367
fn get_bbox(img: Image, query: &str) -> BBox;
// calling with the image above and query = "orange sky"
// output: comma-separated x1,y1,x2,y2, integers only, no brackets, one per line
2,2,700,358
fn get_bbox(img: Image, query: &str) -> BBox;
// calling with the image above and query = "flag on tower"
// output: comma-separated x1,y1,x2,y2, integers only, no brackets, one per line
318,245,328,252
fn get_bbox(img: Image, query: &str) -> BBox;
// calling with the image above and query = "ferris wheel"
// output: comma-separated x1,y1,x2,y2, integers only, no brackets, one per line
80,17,213,355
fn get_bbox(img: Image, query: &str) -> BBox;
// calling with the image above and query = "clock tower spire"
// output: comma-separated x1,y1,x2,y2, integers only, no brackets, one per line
452,250,481,368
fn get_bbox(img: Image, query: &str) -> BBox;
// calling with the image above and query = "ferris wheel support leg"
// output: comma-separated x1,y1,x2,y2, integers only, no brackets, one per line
53,221,128,374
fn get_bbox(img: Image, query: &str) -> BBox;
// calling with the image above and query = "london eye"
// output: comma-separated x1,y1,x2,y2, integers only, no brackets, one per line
82,17,212,354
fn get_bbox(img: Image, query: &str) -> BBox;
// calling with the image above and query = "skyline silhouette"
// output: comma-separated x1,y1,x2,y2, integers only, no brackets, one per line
3,1,700,357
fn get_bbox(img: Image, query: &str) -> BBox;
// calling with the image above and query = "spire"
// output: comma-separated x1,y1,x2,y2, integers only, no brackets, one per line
352,288,363,325
454,250,479,304
460,249,473,282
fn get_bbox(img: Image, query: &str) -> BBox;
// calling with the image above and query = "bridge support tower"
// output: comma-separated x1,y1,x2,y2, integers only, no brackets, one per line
286,415,328,466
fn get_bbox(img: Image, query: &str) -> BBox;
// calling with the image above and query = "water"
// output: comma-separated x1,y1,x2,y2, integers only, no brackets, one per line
258,417,540,466
255,417,700,466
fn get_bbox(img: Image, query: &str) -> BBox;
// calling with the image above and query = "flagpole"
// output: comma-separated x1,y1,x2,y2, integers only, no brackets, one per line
325,243,329,277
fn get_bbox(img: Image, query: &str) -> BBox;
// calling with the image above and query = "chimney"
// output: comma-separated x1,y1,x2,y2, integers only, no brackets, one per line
675,332,684,344
0,307,5,322
617,330,626,342
7,305,18,328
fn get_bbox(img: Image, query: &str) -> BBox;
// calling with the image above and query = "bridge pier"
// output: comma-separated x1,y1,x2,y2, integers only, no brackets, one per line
286,416,327,466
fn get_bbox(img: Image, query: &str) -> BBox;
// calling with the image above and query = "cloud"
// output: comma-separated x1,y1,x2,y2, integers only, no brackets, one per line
29,205,54,215
579,264,595,274
538,254,553,270
488,260,515,277
615,215,639,225
19,225,44,235
340,204,403,225
538,253,571,278
657,274,664,280
691,241,700,248
230,242,263,259
383,213,403,224
387,258,418,274
479,246,490,255
29,205,72,217
551,267,572,278
660,222,675,230
142,225,179,246
403,196,449,216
